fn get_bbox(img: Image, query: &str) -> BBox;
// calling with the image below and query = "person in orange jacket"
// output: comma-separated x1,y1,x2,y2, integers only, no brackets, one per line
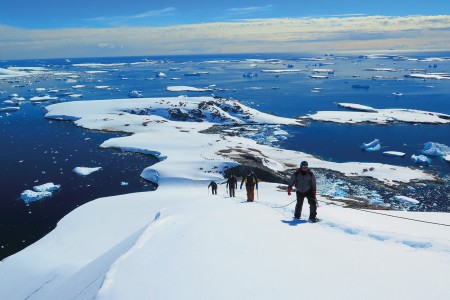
287,161,318,222
240,171,258,202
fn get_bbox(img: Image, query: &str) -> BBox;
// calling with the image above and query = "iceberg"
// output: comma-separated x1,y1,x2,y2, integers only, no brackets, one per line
411,154,431,164
20,182,60,203
30,95,58,101
166,86,212,92
20,190,52,203
361,139,381,151
383,151,406,157
393,195,420,204
156,72,167,78
128,90,143,98
421,142,450,156
33,182,61,192
0,107,20,112
73,167,102,176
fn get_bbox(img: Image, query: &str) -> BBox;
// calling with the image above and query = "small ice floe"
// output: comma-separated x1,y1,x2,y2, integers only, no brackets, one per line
444,155,450,163
73,167,102,176
311,88,323,93
392,195,420,205
3,100,15,105
242,72,258,78
69,94,83,98
405,73,450,80
128,90,143,98
170,78,181,80
309,75,328,79
155,72,167,78
35,88,46,92
260,69,305,74
411,154,431,164
311,68,334,74
85,70,108,74
166,86,212,92
10,96,26,101
184,72,208,76
72,85,85,89
94,86,111,90
0,107,20,112
383,151,406,157
21,182,61,203
421,142,450,156
121,182,129,186
361,139,381,151
30,95,58,101
392,92,403,96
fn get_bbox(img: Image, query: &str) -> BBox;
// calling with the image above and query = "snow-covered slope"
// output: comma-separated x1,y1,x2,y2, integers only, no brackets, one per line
0,183,449,300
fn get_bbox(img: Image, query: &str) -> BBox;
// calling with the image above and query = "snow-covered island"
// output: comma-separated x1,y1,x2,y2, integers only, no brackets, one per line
1,96,449,299
306,103,450,124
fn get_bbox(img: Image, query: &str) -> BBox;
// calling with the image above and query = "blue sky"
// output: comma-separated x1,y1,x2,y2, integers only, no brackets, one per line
2,0,450,29
1,0,450,59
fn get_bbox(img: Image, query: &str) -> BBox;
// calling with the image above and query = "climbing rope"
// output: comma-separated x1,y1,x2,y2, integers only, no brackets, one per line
316,199,450,227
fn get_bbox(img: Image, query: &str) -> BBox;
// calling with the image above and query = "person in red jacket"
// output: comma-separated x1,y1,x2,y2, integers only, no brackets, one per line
240,171,258,202
287,161,318,222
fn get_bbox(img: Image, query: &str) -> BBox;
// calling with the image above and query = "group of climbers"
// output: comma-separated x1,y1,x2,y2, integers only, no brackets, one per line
207,161,319,222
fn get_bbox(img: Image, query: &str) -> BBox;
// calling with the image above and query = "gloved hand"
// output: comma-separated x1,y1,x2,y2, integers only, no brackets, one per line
287,187,292,196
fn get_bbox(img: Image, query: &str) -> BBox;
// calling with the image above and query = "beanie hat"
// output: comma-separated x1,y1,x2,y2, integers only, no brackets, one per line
300,161,308,167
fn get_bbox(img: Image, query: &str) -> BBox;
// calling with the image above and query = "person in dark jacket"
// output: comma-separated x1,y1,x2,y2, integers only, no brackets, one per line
287,161,318,222
208,181,218,195
240,171,258,202
226,175,238,197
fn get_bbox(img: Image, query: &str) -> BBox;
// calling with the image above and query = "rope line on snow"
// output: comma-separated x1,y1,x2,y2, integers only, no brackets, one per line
268,196,450,227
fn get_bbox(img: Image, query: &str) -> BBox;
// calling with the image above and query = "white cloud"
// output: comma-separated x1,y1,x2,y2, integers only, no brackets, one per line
129,7,176,19
84,7,176,26
227,5,274,15
1,15,450,59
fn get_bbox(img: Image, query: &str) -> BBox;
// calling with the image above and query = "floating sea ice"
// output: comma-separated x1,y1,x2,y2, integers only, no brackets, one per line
30,95,58,101
20,182,61,203
444,155,450,163
361,139,381,151
94,86,111,90
392,92,403,96
33,182,61,192
392,195,420,204
3,100,14,105
73,167,102,176
155,72,167,78
383,151,406,157
128,90,143,98
21,190,52,203
421,142,450,156
411,154,431,164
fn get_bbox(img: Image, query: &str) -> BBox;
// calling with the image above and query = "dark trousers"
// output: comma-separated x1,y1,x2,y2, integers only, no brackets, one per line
229,187,235,197
295,191,317,219
212,187,217,195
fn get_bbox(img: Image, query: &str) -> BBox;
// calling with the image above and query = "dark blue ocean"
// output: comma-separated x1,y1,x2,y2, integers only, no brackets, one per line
1,53,449,259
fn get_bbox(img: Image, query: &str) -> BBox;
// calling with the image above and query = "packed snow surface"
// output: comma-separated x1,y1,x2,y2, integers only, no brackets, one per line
3,183,450,300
